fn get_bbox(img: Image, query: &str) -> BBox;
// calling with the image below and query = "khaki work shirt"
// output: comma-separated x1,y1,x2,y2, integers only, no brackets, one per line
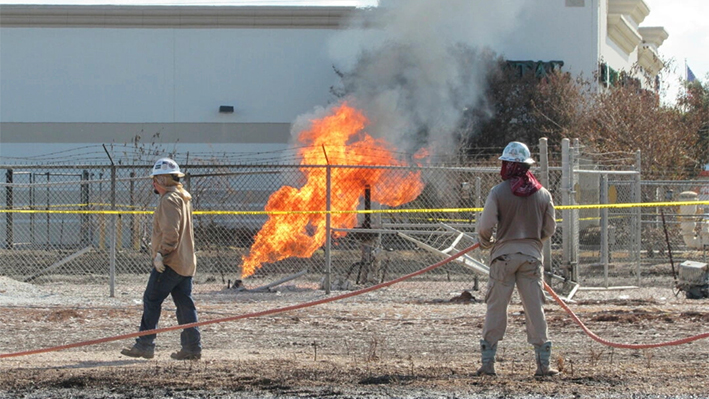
151,188,197,277
477,181,556,261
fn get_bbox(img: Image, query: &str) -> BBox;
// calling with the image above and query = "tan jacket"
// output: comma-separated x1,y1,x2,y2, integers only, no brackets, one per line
152,188,196,277
477,181,556,261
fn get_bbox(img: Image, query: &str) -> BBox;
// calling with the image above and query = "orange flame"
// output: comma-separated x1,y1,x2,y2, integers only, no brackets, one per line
240,102,427,278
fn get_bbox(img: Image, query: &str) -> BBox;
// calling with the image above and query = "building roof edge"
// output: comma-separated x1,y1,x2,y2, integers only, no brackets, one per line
0,4,359,29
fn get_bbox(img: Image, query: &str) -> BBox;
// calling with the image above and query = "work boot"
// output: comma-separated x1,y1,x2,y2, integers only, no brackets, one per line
170,349,201,360
534,341,559,377
476,339,497,376
120,345,154,359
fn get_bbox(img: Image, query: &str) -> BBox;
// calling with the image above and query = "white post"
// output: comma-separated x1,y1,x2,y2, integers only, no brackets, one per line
572,139,580,283
561,139,571,280
539,137,552,284
600,173,609,288
634,150,642,285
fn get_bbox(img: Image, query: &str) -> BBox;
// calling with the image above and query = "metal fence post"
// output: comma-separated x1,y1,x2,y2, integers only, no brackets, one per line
539,138,552,284
98,172,106,250
600,173,609,288
46,172,50,247
324,164,332,294
634,150,642,285
561,139,571,280
475,176,482,246
81,170,90,246
475,177,482,209
109,165,117,297
5,169,13,250
30,172,35,244
130,171,140,251
571,139,580,283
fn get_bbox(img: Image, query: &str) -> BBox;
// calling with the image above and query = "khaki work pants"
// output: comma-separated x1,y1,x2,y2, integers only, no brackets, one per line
482,253,549,347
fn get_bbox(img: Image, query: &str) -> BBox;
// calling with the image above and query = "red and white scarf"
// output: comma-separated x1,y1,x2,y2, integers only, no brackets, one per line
500,161,542,197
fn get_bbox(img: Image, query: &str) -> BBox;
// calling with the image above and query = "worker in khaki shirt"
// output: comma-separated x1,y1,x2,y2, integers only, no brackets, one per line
121,157,201,360
476,141,557,377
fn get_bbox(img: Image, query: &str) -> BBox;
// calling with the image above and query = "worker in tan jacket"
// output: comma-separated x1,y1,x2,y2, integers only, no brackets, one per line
476,141,558,377
121,157,201,360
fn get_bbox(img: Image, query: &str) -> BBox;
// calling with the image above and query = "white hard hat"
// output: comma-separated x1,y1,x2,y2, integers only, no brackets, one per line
499,141,535,165
150,158,185,177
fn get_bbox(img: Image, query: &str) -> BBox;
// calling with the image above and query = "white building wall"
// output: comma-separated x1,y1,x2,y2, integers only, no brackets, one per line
3,28,175,123
600,0,638,75
0,2,667,160
503,0,600,79
1,28,338,124
0,6,351,158
602,35,638,69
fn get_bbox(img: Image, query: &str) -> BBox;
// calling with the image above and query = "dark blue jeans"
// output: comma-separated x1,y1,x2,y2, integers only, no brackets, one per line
134,266,201,353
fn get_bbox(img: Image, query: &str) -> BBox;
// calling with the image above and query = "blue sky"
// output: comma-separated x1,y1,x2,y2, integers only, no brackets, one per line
643,0,708,102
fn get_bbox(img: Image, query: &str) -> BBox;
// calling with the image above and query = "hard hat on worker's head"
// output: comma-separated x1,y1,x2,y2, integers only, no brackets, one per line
150,157,184,177
499,141,535,165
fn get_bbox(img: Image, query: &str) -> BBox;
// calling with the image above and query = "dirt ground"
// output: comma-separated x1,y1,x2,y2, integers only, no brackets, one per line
0,274,708,399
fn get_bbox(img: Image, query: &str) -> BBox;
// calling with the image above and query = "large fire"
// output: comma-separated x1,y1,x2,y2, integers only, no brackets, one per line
240,102,427,278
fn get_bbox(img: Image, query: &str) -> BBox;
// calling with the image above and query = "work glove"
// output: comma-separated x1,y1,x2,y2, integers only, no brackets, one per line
479,237,494,250
153,253,166,273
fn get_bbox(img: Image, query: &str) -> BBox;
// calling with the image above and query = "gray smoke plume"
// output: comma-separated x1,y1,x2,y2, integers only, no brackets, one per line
324,0,531,158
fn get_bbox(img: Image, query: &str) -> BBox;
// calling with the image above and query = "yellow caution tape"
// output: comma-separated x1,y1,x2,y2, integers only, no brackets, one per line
554,201,709,210
0,201,707,215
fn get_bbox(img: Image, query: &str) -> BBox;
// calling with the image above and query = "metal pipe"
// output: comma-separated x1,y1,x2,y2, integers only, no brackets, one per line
30,172,35,244
46,172,50,247
600,173,609,288
109,165,116,298
363,185,371,229
634,150,642,285
324,164,332,294
5,169,13,249
81,170,90,246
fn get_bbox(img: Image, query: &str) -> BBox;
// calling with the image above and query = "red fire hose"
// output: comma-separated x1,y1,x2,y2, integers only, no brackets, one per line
544,281,709,349
1,242,708,359
1,243,481,359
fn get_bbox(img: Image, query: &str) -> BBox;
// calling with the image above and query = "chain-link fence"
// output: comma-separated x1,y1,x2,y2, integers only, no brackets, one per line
0,163,497,294
639,180,709,268
1,138,708,300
